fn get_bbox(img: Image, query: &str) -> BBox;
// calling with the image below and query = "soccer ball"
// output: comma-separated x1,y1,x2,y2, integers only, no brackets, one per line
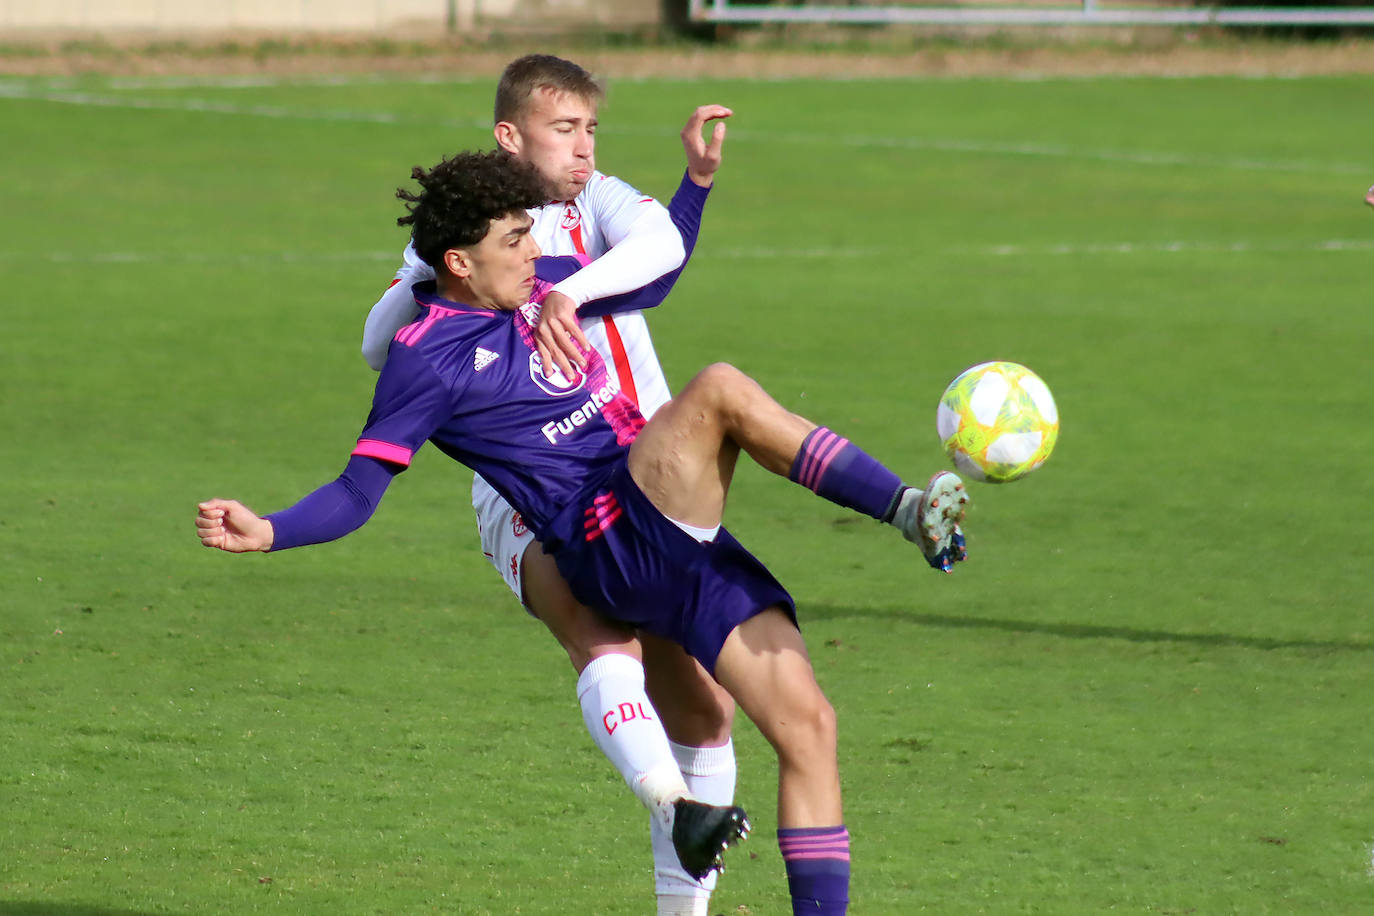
936,361,1058,483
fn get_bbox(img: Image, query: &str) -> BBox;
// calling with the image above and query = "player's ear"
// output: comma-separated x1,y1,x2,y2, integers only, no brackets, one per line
494,121,521,155
442,247,472,278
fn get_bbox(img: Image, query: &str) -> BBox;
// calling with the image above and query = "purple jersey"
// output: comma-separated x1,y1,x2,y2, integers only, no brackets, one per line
351,281,645,541
342,278,794,672
258,179,795,669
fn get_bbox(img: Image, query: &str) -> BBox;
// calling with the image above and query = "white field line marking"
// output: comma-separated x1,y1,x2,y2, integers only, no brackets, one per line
947,238,1374,257
603,119,1371,175
0,82,491,129
10,250,401,264
104,73,482,91
17,71,1349,91
705,239,1374,258
0,80,1365,177
5,239,1371,266
796,129,1367,175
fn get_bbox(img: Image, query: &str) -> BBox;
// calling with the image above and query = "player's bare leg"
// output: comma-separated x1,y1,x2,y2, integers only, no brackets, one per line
713,608,839,826
628,362,813,529
714,607,850,915
642,634,735,748
629,362,967,573
630,362,965,914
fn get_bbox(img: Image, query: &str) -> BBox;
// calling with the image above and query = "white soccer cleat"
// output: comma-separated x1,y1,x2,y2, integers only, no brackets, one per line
892,472,969,573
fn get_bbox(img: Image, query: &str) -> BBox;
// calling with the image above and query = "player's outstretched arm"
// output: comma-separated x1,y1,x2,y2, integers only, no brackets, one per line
681,104,732,188
197,499,274,552
197,456,401,555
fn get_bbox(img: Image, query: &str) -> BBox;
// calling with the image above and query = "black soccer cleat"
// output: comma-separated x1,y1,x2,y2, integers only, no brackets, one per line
671,798,751,881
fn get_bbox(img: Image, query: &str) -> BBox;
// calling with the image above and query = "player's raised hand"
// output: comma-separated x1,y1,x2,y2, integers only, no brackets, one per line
682,104,732,188
533,290,590,382
196,499,274,553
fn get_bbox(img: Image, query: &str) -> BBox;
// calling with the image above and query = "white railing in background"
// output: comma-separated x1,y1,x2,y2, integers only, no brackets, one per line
689,0,1374,26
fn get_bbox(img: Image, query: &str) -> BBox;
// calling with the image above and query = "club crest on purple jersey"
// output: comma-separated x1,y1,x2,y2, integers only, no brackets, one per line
529,351,587,397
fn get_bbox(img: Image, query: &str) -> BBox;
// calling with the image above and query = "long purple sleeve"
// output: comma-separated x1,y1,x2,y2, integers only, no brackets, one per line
577,171,710,318
264,454,401,552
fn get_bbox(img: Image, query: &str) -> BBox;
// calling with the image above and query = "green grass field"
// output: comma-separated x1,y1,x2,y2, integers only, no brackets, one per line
3,65,1373,914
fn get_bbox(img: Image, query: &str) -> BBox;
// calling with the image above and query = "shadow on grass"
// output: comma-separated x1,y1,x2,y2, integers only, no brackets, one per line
804,604,1374,653
0,906,163,916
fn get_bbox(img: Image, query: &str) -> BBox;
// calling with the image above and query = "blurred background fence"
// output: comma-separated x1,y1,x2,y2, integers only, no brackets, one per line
690,0,1374,26
0,0,656,33
4,0,1372,32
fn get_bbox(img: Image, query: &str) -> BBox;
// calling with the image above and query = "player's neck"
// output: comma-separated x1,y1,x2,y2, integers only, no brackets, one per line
436,276,505,311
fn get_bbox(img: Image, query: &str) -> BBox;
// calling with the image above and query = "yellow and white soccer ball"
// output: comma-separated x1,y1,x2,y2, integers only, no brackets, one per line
936,361,1058,483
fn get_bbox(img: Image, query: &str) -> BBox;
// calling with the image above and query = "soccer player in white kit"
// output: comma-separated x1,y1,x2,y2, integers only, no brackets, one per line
360,56,737,915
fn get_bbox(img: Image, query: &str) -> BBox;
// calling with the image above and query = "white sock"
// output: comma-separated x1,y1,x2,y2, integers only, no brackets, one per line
656,894,710,916
653,738,738,910
577,653,688,831
675,738,738,806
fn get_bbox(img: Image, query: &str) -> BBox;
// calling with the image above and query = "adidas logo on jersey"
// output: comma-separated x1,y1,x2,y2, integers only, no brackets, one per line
474,347,500,371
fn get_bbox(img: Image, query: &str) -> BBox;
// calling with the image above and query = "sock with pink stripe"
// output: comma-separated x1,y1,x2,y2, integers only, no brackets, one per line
787,427,906,522
778,825,850,915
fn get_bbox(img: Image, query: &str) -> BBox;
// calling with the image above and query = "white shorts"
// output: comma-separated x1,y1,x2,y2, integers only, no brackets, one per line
472,471,721,606
473,472,537,602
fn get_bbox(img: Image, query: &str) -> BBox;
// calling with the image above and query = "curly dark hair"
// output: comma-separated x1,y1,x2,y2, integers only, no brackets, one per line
396,150,548,270
494,54,603,125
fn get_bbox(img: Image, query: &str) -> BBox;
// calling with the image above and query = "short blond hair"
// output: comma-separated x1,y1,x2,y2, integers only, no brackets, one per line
494,54,604,124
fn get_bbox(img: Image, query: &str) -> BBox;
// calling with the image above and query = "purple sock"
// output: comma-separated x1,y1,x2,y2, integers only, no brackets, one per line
788,427,906,521
779,825,851,915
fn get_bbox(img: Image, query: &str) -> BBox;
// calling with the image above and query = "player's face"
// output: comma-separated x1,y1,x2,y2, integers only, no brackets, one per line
502,88,597,201
460,212,541,311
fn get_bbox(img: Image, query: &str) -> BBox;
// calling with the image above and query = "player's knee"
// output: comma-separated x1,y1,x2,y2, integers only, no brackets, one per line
683,362,760,417
774,692,838,764
686,362,746,399
809,694,839,753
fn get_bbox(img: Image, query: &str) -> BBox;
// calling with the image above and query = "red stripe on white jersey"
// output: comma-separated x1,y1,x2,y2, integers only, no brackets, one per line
565,215,639,405
600,316,637,406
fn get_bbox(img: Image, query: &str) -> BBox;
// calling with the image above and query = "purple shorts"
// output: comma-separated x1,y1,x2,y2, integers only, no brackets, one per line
545,462,796,674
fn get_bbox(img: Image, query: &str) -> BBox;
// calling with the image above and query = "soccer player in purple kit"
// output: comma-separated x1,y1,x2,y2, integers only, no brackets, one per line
366,56,742,916
197,150,970,915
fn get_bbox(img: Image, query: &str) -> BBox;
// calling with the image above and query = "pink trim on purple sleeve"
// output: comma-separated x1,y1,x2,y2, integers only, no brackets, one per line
352,439,414,467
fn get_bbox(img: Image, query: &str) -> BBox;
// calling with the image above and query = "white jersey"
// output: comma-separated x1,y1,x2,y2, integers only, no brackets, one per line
363,169,683,418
